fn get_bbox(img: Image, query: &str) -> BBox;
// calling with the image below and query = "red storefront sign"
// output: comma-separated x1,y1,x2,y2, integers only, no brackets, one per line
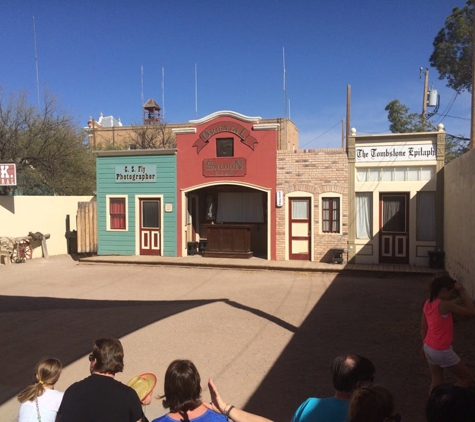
203,158,246,177
0,163,17,186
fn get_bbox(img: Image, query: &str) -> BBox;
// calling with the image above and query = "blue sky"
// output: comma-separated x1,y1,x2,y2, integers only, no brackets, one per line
1,0,470,148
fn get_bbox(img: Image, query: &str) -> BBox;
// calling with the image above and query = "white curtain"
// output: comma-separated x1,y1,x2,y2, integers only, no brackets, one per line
417,191,436,241
356,193,372,239
292,200,308,219
382,196,405,232
216,192,264,223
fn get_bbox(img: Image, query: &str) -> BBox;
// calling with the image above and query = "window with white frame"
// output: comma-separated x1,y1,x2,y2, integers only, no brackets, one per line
108,196,127,230
356,192,372,239
322,197,340,233
356,166,435,182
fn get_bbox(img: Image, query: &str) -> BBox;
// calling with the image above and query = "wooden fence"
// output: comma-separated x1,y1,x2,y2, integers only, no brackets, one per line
77,201,97,254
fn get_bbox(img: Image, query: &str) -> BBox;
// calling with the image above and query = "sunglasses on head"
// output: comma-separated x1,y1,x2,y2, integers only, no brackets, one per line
88,354,94,362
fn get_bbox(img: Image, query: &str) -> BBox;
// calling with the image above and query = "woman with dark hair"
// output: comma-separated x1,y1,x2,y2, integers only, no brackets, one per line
421,276,475,393
17,358,63,422
152,359,227,422
349,385,400,422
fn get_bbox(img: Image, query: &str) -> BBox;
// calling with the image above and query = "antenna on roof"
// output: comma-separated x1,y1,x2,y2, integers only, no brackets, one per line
161,67,165,121
195,63,198,118
141,65,144,108
33,16,40,108
283,47,287,118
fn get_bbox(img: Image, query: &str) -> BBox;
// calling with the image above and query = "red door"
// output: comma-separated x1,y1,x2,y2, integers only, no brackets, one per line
379,193,409,264
139,198,161,255
289,198,311,260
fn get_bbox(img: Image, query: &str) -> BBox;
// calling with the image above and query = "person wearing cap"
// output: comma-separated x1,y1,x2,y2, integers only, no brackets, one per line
56,338,143,422
128,372,158,422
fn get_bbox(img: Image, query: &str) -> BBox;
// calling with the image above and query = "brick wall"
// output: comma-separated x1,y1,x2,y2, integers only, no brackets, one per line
276,148,348,262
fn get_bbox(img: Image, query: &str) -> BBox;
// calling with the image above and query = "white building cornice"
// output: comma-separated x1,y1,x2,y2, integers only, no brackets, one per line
189,110,262,125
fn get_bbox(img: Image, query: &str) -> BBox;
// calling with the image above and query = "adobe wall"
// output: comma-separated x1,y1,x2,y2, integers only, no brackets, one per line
276,148,348,262
0,196,94,260
444,148,475,296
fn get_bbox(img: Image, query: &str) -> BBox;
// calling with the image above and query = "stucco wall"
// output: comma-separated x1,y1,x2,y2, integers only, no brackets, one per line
444,148,475,296
0,196,94,260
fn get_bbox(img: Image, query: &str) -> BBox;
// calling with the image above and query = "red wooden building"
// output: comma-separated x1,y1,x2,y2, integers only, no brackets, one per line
174,111,280,259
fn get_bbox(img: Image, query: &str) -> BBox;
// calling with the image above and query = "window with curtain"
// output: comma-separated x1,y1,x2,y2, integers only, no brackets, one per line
322,197,340,233
356,192,372,239
416,191,436,241
292,200,308,219
382,196,406,232
109,197,126,230
216,192,264,223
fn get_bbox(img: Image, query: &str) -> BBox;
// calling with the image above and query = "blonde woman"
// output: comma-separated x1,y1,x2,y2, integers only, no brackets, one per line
17,358,63,422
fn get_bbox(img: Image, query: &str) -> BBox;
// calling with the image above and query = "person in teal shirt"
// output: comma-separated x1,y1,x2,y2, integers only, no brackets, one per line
291,354,375,422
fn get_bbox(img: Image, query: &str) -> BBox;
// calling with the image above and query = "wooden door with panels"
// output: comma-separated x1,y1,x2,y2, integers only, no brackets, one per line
289,198,311,260
139,198,161,255
379,193,409,264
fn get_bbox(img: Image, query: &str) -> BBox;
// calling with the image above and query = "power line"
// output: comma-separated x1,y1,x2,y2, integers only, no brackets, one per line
301,120,341,148
434,113,470,121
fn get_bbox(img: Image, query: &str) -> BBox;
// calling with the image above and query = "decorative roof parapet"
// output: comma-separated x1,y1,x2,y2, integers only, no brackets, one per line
189,110,262,125
253,123,280,131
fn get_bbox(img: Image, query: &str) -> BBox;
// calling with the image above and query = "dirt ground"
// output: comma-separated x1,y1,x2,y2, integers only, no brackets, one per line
1,256,474,422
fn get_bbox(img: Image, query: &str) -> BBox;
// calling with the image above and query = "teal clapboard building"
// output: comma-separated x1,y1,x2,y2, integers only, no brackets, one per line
95,149,177,256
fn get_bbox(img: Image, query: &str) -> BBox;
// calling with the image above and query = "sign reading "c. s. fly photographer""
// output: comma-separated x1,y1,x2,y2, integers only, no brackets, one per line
356,144,436,162
115,165,156,182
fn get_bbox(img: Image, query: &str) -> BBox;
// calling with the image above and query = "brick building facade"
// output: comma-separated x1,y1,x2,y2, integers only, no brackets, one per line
276,149,348,261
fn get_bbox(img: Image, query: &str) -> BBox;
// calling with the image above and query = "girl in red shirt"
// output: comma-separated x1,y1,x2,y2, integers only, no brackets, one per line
421,275,475,394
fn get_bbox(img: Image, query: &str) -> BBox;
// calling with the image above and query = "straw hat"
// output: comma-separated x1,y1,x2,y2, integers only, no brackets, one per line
127,372,157,402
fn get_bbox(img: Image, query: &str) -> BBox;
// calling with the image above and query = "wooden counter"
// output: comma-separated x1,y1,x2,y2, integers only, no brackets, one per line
203,224,252,258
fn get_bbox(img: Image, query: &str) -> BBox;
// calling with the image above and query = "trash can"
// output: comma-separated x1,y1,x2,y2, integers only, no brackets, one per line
428,251,445,269
330,248,344,264
199,239,207,254
187,241,198,256
66,230,78,254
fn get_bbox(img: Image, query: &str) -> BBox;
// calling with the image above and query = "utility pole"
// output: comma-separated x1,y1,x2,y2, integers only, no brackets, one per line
341,118,345,149
422,68,429,126
346,85,351,151
471,5,475,148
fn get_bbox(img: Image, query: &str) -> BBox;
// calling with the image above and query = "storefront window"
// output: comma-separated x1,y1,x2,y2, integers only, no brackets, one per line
394,167,405,181
216,192,264,223
356,166,435,182
356,193,372,239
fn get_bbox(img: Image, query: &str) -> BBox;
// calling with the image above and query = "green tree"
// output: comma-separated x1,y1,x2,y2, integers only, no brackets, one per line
385,100,427,133
0,88,96,195
385,99,469,163
430,0,473,92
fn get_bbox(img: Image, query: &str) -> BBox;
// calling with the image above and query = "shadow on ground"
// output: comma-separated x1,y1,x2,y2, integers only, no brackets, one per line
0,296,221,405
245,272,475,422
2,271,474,422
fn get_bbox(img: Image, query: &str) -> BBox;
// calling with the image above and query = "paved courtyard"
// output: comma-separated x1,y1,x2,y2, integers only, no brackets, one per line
1,255,474,421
